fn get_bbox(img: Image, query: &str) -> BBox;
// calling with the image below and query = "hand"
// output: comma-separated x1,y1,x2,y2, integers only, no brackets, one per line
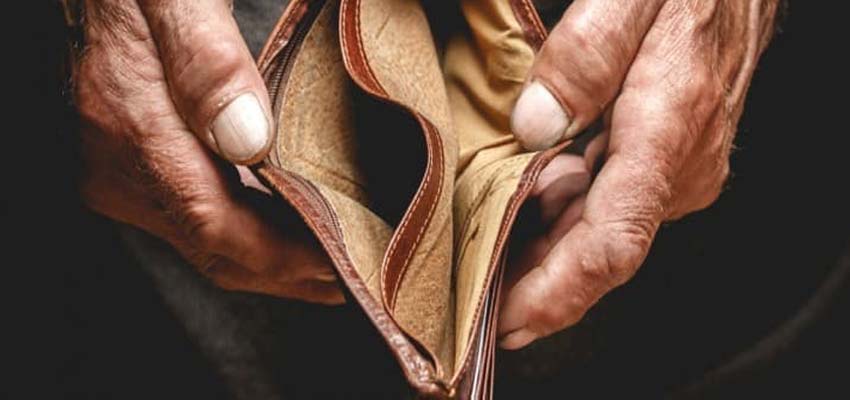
499,0,780,348
74,0,343,304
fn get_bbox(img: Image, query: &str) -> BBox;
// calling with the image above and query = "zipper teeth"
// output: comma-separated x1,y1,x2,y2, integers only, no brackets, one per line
266,168,441,388
264,0,327,169
257,1,438,378
257,0,442,391
289,172,345,242
266,0,326,107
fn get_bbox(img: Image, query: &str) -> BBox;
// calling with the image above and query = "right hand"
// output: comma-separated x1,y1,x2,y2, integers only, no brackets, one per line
74,0,343,304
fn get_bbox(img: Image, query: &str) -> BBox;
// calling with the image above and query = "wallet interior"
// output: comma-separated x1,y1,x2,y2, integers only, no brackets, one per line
254,0,566,391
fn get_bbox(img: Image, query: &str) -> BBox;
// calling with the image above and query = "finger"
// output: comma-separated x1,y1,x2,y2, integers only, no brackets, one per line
505,195,586,292
138,0,273,164
498,0,739,348
584,129,610,174
539,171,590,224
92,173,342,302
78,158,177,239
155,176,341,298
81,142,334,286
531,154,588,226
499,88,687,350
180,190,337,284
531,154,587,197
205,258,345,305
510,0,665,150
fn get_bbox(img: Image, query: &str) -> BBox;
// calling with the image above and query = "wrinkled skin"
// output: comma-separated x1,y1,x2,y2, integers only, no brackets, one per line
73,0,779,347
499,0,780,348
74,0,343,304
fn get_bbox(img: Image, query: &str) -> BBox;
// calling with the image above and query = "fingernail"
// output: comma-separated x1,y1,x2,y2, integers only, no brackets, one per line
499,328,538,350
511,81,571,151
211,93,270,163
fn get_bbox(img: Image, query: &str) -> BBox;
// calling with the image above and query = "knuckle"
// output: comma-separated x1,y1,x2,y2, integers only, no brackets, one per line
86,2,146,40
173,39,247,97
687,67,720,99
543,20,623,111
695,72,725,116
563,19,621,88
74,49,154,139
616,146,678,211
637,138,679,180
674,66,725,131
591,222,653,285
526,292,570,333
194,254,242,291
192,251,222,273
179,199,226,251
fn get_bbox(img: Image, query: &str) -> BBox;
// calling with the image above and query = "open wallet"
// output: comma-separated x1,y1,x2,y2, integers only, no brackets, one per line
251,0,572,398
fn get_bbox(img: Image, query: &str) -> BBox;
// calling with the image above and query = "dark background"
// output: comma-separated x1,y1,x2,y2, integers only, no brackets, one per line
7,0,849,398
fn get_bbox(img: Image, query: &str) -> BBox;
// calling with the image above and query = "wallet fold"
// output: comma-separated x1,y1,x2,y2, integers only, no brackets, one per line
251,0,570,397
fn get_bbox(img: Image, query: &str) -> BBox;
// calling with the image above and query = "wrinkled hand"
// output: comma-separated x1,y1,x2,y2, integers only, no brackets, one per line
499,0,780,348
75,0,342,304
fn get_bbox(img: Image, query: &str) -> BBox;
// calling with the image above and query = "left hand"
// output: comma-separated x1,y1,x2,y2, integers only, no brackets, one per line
499,0,780,349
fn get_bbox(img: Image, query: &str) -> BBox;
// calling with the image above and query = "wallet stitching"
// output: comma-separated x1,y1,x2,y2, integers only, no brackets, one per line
339,0,449,391
352,0,384,92
257,167,438,389
341,0,401,304
448,7,552,379
451,188,523,383
340,0,384,95
342,0,447,313
258,0,308,73
509,0,547,50
386,154,431,304
388,119,443,310
450,153,547,385
520,0,546,43
449,146,567,386
263,1,439,390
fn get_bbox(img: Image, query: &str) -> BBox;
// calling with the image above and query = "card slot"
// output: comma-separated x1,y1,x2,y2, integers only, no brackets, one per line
256,0,554,394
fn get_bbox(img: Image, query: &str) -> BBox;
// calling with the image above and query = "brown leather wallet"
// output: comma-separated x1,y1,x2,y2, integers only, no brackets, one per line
252,0,569,398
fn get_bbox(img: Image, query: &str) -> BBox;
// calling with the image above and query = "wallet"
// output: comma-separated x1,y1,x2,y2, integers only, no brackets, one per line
251,0,570,397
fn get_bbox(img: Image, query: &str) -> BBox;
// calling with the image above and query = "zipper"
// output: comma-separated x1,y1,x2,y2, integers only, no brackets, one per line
265,0,328,109
254,0,452,397
254,1,442,385
256,165,444,394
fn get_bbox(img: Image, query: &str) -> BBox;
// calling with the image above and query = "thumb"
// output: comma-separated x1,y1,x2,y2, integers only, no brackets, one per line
510,0,664,150
139,0,272,164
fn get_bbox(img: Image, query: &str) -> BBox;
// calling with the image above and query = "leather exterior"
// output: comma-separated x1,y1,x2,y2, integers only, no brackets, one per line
252,0,560,398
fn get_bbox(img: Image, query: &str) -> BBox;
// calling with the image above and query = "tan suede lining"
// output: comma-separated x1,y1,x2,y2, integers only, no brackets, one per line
267,0,540,380
357,0,458,377
444,0,538,371
272,1,366,203
272,1,391,300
